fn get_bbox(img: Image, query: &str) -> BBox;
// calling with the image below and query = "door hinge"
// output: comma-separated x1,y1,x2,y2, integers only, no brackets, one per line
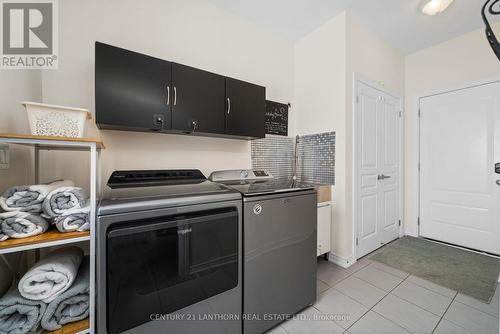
418,108,422,118
399,111,402,118
356,237,359,246
417,217,420,226
418,162,421,172
356,96,359,104
398,220,401,227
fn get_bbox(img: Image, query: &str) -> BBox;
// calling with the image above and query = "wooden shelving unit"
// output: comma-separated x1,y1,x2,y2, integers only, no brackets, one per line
0,133,102,334
43,319,89,334
0,229,90,255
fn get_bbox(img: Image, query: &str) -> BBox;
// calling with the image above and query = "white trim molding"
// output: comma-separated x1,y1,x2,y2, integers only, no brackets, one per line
327,252,355,269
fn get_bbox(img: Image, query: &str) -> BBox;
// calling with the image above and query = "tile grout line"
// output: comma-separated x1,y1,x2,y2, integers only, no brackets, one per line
388,282,455,318
430,291,458,334
404,277,456,299
350,264,408,292
437,296,499,334
343,269,410,333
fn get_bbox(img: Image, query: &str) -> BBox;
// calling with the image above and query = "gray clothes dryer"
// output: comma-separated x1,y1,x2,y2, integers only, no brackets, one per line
97,170,243,334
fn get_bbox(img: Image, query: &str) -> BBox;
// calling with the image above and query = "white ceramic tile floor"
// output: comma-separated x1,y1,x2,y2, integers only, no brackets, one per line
317,279,330,296
266,257,500,334
391,280,453,316
280,307,344,334
314,288,369,329
333,276,387,308
353,265,404,292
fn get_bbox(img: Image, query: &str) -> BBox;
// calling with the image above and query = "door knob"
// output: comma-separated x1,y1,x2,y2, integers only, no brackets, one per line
378,174,391,180
496,180,500,186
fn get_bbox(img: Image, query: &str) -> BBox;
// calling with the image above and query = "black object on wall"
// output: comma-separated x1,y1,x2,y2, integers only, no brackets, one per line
482,0,500,61
265,100,288,136
95,42,266,140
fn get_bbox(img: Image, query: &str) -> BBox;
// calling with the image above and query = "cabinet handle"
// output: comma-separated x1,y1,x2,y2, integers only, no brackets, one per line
226,97,231,115
173,87,177,106
166,85,170,105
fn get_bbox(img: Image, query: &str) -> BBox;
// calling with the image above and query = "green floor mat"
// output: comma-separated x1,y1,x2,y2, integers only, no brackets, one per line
369,236,500,303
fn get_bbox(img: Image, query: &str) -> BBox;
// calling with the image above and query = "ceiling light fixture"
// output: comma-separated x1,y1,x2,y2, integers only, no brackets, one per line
421,0,454,16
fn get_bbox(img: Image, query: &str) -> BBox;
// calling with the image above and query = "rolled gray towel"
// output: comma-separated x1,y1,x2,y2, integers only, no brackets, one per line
18,246,84,303
0,285,46,334
0,180,74,214
42,187,87,218
53,204,90,233
0,212,49,241
41,257,89,331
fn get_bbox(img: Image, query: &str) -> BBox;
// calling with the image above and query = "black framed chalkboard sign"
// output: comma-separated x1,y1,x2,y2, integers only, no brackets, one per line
265,100,288,136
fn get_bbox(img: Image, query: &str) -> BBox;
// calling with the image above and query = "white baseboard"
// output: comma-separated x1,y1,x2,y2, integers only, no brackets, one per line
404,230,418,237
327,252,355,268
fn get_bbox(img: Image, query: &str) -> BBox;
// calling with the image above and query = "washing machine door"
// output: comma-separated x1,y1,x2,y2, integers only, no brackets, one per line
99,205,242,334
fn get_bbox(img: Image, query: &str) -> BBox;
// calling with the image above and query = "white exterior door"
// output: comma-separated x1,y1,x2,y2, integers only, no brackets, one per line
420,82,500,255
356,82,401,258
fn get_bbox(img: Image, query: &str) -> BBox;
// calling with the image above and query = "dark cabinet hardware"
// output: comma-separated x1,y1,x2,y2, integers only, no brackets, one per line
153,114,165,127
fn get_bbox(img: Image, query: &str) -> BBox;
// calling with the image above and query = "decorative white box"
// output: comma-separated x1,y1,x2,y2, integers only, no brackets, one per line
22,102,91,138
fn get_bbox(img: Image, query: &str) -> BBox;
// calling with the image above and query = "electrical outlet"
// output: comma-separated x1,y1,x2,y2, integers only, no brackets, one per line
0,144,9,169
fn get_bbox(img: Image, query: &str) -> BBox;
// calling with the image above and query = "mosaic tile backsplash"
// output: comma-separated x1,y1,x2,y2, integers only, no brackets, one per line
296,132,335,185
251,132,335,185
251,136,295,180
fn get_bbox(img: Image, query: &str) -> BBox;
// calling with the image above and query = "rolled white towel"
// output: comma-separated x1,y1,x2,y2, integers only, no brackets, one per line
53,203,90,233
0,211,49,240
42,187,87,218
0,180,74,214
18,246,84,303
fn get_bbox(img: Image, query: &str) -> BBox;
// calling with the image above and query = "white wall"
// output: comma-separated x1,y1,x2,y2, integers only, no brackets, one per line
0,71,42,190
294,13,347,260
404,23,500,236
294,11,405,262
23,0,294,190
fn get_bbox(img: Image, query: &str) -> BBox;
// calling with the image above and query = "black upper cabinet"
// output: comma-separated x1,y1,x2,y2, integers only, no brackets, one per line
95,42,172,132
171,63,225,134
95,42,266,139
225,78,266,138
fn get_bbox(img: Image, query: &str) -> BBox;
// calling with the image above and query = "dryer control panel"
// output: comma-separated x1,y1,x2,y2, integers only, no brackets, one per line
209,169,274,182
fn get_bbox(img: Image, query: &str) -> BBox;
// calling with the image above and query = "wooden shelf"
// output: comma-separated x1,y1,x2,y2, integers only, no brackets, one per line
0,133,104,149
0,229,90,255
43,318,89,334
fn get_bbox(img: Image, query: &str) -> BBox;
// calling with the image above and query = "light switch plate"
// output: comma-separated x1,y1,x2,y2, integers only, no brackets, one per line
0,144,9,169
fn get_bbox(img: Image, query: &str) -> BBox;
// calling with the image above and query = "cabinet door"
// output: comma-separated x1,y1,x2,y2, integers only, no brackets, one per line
225,78,266,138
171,63,225,134
95,42,172,131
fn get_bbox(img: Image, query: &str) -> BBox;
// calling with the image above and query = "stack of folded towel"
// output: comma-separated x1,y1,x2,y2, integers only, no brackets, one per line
0,180,90,241
0,247,89,334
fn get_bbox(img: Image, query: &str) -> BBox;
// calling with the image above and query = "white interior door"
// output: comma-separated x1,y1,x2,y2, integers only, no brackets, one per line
420,82,500,255
356,82,401,258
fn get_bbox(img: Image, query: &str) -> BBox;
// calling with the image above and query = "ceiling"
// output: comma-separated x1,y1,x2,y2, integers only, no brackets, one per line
207,0,500,54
